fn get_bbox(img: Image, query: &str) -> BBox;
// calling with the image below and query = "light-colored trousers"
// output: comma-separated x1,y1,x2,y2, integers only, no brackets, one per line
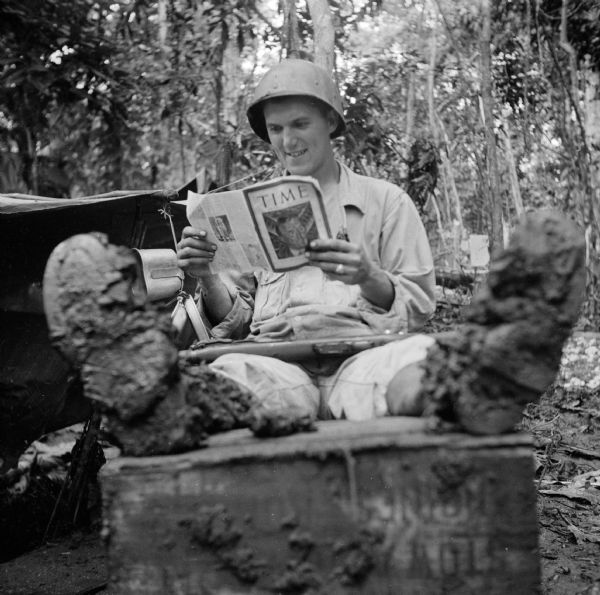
209,334,435,421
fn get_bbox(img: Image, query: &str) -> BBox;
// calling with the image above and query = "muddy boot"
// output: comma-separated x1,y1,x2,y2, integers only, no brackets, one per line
43,233,253,456
419,210,586,434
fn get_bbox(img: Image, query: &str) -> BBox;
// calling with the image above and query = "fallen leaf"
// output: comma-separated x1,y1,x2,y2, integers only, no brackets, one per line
570,469,600,490
567,524,600,545
539,486,600,506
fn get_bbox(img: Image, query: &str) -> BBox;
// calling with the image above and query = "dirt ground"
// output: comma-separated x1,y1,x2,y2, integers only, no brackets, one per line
1,327,599,594
0,529,107,595
521,333,600,595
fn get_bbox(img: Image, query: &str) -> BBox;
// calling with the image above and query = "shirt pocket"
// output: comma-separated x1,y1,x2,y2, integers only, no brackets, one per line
253,272,288,322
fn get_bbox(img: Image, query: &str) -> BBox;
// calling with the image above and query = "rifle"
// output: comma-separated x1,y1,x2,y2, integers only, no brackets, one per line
179,333,412,364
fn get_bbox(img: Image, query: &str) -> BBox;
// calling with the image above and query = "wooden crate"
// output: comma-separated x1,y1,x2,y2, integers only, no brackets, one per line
100,418,539,594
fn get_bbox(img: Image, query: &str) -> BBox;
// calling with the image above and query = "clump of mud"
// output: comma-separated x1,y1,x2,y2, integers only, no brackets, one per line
248,405,316,438
420,211,586,434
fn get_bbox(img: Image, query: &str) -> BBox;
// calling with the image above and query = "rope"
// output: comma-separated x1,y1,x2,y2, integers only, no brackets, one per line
158,202,179,251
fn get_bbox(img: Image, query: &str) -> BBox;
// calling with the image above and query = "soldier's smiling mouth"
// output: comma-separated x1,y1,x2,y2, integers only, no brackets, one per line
286,149,307,158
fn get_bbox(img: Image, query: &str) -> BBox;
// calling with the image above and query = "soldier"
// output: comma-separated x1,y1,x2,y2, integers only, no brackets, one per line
176,59,436,421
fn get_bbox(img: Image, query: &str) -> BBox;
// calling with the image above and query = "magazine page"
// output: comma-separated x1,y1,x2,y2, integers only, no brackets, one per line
186,189,271,273
186,176,333,273
243,176,332,272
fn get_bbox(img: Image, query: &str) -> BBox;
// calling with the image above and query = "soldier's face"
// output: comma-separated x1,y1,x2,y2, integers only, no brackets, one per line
278,217,307,249
264,97,336,178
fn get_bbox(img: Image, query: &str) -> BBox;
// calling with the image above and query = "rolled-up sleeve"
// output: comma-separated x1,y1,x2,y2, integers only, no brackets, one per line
356,186,436,332
208,272,255,339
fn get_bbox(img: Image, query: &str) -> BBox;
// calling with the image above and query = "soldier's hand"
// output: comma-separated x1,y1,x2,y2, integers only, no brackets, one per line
306,238,374,286
177,226,217,278
307,238,394,309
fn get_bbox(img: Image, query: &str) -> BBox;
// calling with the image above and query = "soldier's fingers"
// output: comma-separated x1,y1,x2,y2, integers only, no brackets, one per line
181,226,207,240
308,238,355,252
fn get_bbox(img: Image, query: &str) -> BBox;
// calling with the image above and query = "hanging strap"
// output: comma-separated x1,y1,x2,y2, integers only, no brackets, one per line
171,292,211,342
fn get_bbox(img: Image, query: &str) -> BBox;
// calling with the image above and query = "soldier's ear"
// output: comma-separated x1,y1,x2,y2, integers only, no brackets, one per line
326,109,338,135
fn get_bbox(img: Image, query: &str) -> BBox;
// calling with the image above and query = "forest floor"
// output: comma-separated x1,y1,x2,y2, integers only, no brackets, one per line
0,297,599,594
521,332,600,595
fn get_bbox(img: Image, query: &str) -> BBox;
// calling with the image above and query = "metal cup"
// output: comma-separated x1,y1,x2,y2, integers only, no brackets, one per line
132,248,184,301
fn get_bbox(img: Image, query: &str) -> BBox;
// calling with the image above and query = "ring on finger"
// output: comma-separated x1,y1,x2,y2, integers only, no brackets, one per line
335,263,345,275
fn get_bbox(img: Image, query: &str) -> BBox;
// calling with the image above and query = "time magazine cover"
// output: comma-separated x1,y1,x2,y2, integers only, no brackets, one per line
185,176,334,273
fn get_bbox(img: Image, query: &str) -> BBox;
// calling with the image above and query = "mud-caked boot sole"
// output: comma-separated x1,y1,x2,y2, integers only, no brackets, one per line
421,210,586,434
43,233,253,455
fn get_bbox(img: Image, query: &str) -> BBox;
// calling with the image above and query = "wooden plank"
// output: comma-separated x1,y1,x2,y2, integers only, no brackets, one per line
104,417,532,471
101,418,539,594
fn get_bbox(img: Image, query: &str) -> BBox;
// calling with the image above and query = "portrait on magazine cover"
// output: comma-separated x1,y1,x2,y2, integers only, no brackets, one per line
263,203,318,259
208,214,235,242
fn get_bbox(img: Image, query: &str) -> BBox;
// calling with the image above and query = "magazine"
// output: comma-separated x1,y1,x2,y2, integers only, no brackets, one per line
186,176,337,273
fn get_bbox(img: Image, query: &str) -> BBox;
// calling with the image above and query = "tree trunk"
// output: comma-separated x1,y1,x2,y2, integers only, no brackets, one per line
479,0,503,253
583,60,600,325
178,116,187,186
24,127,39,195
560,0,580,124
157,0,168,52
522,0,532,150
405,68,416,139
436,114,464,232
501,116,524,218
222,41,242,130
213,11,228,137
426,25,463,258
583,69,600,232
427,26,436,138
305,0,335,74
282,0,301,59
426,25,451,229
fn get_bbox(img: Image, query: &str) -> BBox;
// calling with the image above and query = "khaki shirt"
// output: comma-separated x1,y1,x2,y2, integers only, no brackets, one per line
211,162,436,340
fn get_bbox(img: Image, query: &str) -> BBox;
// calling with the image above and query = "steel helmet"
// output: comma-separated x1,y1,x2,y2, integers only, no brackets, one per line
246,59,346,143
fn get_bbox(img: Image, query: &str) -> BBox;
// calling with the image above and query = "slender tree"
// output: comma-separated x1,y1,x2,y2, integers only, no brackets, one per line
305,0,335,73
479,0,503,252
